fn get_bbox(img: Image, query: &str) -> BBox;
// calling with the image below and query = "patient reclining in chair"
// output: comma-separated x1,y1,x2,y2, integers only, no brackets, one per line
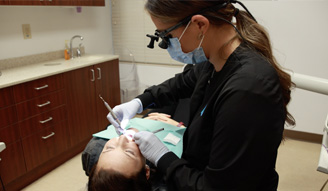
83,113,186,191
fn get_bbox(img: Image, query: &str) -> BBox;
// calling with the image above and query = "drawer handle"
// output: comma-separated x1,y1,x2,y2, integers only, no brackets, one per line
97,68,102,80
37,101,51,108
42,132,55,139
91,69,95,81
35,84,49,90
39,117,53,124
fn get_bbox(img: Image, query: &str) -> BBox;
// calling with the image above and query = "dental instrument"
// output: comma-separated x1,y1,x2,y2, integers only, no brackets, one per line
99,95,125,135
152,128,164,134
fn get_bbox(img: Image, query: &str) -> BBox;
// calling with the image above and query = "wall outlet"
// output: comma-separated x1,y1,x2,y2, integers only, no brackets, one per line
22,24,32,39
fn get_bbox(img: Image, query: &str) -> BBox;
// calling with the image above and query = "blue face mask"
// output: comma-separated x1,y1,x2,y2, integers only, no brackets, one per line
167,21,208,65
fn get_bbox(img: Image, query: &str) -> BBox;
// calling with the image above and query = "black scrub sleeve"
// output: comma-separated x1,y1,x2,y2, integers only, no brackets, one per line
136,62,212,111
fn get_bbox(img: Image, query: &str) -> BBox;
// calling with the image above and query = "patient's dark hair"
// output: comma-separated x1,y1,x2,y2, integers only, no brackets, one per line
88,164,151,191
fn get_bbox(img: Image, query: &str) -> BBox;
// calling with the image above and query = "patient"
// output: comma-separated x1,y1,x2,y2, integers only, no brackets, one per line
86,113,181,191
88,131,152,191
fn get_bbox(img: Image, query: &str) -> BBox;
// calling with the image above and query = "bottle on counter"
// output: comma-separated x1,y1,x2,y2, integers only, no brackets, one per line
64,40,70,60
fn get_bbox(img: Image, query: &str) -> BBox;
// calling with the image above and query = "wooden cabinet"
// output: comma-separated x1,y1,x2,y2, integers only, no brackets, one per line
0,87,26,186
0,59,120,191
66,59,121,146
12,74,70,173
0,0,9,5
3,0,104,6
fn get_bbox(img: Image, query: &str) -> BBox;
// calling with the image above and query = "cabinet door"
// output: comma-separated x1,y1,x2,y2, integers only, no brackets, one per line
0,140,26,185
0,0,10,5
8,0,59,5
13,74,64,103
15,90,66,121
0,106,17,129
0,124,20,145
94,60,121,131
0,87,14,109
22,120,70,171
65,66,98,146
6,0,104,6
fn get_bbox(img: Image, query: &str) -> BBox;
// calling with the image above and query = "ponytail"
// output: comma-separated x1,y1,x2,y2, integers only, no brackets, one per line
235,10,295,126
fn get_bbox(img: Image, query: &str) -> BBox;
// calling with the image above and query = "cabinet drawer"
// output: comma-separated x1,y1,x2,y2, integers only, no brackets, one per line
16,90,66,120
22,120,70,171
0,106,17,128
13,74,64,103
19,106,67,138
0,141,26,185
0,124,20,144
0,87,14,108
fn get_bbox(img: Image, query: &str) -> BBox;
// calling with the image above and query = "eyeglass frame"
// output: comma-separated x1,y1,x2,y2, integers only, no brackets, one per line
146,15,191,49
146,1,231,49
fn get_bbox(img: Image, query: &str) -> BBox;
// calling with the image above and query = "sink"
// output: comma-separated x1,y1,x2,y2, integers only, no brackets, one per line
44,63,62,66
80,56,103,61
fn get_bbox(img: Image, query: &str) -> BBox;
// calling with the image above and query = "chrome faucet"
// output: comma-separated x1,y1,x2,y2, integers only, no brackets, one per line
70,35,84,59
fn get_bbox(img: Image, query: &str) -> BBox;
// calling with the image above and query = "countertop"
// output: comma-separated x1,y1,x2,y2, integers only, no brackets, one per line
0,54,119,89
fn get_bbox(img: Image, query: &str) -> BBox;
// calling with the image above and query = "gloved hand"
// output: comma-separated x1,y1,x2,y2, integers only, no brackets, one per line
134,131,169,166
107,98,143,134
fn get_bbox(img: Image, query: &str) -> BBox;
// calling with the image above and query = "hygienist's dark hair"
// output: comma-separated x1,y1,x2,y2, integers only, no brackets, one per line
88,165,151,191
145,0,295,127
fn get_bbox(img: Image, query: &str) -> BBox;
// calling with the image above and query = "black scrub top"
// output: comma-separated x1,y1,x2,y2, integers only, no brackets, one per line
137,43,285,191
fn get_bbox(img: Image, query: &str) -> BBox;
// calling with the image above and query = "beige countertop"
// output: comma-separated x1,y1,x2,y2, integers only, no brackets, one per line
0,54,119,89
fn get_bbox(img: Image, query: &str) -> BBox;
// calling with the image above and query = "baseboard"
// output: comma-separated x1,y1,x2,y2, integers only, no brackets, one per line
284,129,323,144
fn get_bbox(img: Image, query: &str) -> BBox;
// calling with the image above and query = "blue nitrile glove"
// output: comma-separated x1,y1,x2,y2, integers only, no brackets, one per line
107,98,143,134
134,131,169,166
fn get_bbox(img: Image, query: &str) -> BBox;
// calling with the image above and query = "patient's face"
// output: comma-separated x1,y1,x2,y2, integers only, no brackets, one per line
97,134,146,177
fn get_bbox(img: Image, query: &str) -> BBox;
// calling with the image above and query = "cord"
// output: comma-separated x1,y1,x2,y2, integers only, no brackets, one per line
320,178,328,191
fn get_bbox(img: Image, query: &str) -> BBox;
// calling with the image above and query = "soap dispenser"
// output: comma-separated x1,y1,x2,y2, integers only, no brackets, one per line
64,40,70,60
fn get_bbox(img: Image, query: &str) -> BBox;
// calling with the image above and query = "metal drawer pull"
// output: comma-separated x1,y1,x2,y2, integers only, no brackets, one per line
97,68,102,80
35,84,49,90
42,132,55,139
91,69,95,81
37,101,51,108
39,117,53,124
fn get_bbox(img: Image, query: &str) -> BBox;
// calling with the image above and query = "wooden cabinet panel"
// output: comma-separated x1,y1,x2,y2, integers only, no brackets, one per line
19,106,67,137
0,124,20,145
95,60,121,131
0,106,17,129
0,87,14,108
16,90,66,120
8,0,59,6
0,141,26,185
13,74,64,103
7,0,104,6
65,66,98,146
0,0,10,5
22,120,70,171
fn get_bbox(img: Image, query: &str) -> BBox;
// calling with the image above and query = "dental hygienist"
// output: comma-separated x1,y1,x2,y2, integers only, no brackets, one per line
107,0,295,190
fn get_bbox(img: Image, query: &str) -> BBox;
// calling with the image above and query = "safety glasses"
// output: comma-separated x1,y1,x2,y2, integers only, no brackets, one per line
146,16,191,49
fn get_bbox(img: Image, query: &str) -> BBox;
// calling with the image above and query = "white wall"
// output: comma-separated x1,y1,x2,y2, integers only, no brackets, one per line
134,1,328,135
1,0,327,135
237,1,328,135
0,0,113,60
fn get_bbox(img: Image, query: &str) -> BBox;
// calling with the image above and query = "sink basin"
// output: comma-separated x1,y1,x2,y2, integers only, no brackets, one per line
44,63,62,66
81,56,103,61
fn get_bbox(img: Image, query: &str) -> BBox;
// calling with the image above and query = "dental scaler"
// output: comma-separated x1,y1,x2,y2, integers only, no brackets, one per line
99,95,125,135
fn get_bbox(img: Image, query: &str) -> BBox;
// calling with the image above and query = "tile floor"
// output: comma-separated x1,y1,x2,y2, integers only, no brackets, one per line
22,138,328,191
